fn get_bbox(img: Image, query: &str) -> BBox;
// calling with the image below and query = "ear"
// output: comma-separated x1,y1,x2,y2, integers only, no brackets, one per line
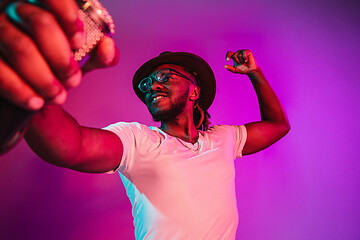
189,85,200,101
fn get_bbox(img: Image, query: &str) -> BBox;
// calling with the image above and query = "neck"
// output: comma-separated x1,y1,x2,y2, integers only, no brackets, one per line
160,113,198,144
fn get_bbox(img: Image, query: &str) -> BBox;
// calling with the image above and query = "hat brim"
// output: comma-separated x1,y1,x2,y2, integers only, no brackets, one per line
132,52,216,110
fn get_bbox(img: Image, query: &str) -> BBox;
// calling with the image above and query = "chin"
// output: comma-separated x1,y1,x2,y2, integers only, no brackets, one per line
150,109,172,122
147,91,189,122
149,106,184,122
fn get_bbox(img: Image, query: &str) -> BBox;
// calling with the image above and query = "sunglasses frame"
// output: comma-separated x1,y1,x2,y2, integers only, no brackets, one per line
138,68,197,93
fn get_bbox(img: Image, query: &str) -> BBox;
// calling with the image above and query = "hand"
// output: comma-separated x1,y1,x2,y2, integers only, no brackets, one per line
0,0,118,111
225,49,259,75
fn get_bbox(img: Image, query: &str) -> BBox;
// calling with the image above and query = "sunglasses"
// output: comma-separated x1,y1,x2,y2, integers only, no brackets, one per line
138,68,197,93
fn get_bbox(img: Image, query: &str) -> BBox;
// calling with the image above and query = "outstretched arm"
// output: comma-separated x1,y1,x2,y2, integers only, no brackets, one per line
25,105,123,173
225,50,290,155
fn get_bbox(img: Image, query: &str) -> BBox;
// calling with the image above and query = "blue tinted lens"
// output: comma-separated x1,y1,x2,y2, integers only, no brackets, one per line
155,69,171,83
138,69,171,92
139,77,153,92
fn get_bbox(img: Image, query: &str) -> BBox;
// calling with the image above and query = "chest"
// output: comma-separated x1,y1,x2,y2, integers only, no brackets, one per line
128,136,236,192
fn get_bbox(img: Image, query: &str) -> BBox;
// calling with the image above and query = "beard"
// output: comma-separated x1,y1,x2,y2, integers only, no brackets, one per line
147,90,189,122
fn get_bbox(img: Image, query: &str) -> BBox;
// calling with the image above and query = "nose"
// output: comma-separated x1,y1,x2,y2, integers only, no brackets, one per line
149,79,164,91
145,80,165,104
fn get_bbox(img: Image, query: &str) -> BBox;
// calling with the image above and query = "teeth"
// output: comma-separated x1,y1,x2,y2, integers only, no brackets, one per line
153,96,164,101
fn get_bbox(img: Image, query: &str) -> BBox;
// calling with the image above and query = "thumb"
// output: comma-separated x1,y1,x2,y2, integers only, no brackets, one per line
224,64,236,73
81,37,119,74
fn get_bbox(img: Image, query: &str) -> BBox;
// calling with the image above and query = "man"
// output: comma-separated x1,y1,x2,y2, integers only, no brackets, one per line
0,0,290,239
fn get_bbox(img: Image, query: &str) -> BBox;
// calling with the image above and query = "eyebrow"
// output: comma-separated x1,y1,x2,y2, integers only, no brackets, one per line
168,68,198,86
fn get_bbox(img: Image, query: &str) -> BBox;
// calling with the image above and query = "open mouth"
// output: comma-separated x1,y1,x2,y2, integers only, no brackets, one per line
153,95,166,102
150,92,168,104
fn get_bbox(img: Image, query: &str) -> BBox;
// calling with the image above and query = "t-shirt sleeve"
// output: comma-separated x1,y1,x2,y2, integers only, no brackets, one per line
208,124,247,159
232,125,247,158
103,122,143,173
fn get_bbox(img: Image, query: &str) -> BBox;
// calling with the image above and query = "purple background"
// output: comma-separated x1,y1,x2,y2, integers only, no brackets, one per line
1,0,360,239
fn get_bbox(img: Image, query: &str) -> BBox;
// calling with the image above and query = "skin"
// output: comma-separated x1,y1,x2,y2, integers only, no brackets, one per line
145,64,201,143
145,67,191,122
225,50,290,154
0,0,289,172
0,1,118,110
0,0,121,173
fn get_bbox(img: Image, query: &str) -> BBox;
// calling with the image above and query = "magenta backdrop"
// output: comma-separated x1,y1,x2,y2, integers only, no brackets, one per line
1,0,360,239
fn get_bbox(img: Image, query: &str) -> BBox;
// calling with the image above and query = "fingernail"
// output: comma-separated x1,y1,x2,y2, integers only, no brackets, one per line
52,89,67,105
70,17,86,49
27,96,44,110
65,69,82,88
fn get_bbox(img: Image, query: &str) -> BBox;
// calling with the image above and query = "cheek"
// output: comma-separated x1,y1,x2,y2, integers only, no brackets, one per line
145,94,151,105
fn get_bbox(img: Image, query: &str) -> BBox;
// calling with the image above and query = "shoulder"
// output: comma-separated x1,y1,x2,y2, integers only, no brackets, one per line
204,124,247,141
206,124,244,134
104,122,162,141
104,122,148,133
204,125,247,157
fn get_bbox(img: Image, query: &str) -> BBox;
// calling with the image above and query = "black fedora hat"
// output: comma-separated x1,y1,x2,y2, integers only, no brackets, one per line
132,52,216,110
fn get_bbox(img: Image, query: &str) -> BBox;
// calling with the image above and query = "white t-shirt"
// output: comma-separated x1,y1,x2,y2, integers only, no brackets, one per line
105,122,247,240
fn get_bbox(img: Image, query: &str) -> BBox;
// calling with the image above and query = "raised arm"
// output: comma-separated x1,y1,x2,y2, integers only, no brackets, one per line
225,50,290,155
0,0,122,172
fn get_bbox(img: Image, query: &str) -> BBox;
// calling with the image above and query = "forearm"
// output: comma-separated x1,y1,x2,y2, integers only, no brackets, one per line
247,68,290,128
24,104,84,168
226,49,290,154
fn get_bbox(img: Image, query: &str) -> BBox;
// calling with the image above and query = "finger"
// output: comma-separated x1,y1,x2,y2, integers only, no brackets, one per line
242,49,252,63
243,49,259,70
14,3,82,88
224,64,236,73
231,50,241,64
81,36,119,73
225,63,250,75
36,0,86,49
0,14,67,104
239,50,246,64
237,49,251,65
0,58,44,110
226,51,234,61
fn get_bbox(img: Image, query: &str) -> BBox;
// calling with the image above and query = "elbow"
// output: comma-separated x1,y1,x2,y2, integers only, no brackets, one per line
274,122,290,142
274,119,290,139
282,121,291,136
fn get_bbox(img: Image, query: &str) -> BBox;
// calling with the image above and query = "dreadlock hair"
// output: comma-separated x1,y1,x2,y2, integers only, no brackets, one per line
178,66,211,130
193,103,211,131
